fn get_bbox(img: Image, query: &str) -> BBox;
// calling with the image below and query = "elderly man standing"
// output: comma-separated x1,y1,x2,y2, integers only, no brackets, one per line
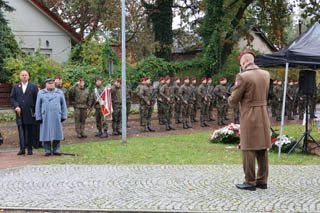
36,78,67,156
10,70,38,155
228,50,272,191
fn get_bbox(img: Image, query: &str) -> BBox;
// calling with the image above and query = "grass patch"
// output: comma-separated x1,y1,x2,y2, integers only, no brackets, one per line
47,124,320,165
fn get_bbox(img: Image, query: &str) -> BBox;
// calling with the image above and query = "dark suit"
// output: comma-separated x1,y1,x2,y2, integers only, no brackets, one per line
10,82,38,152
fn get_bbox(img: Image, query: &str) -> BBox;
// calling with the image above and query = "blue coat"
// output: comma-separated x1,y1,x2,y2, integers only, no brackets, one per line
36,88,67,142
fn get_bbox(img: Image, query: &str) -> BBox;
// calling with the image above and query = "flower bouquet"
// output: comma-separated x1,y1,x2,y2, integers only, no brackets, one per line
270,135,296,153
210,123,240,144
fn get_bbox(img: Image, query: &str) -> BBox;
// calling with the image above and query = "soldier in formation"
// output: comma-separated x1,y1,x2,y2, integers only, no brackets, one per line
126,85,132,128
273,79,283,121
197,77,209,127
214,77,229,126
136,77,145,126
159,76,175,131
179,76,193,129
173,77,182,124
139,77,156,132
206,77,215,121
190,77,199,123
70,77,90,138
91,77,108,138
286,80,295,120
157,77,165,125
111,79,122,135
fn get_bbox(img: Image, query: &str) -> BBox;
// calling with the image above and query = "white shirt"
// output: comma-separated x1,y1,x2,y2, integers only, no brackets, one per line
22,82,28,94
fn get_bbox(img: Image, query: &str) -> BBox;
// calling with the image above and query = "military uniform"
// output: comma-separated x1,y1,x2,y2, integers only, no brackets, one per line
56,85,68,105
231,85,240,124
179,80,192,129
271,80,278,117
298,92,306,120
111,82,122,135
309,89,317,118
206,80,215,121
190,81,199,122
173,81,182,124
126,85,132,127
273,83,283,121
70,84,90,138
292,82,299,115
139,80,156,132
136,80,144,126
92,84,108,138
286,83,295,120
159,80,175,130
197,79,209,127
157,79,165,125
214,83,228,126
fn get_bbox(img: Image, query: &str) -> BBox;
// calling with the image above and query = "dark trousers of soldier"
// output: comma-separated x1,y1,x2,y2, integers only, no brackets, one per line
298,100,306,119
293,99,298,115
112,104,121,132
182,103,191,125
233,105,240,123
309,99,316,116
174,102,181,122
191,102,198,121
217,103,227,124
242,150,268,186
95,108,108,133
141,104,154,126
275,100,282,120
271,100,276,117
286,100,294,119
74,108,87,136
200,102,208,123
126,102,131,123
158,101,164,123
207,100,214,120
139,100,144,126
163,102,173,125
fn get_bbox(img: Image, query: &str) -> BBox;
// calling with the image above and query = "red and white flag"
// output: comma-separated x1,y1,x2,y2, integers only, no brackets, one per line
99,86,112,117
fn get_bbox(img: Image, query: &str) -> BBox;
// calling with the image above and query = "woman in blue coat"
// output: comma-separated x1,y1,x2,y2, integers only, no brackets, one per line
36,78,67,156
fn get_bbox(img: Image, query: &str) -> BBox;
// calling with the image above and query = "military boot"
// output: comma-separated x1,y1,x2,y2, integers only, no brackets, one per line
175,120,182,124
117,130,122,135
169,125,175,130
95,130,102,137
183,123,188,129
165,125,171,131
81,133,88,138
204,122,209,127
235,119,240,124
200,122,206,127
100,131,108,138
186,123,192,128
77,133,82,138
224,117,229,120
148,126,155,132
143,126,149,132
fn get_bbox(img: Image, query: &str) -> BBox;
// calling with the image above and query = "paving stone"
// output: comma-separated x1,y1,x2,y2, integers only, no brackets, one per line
0,165,319,212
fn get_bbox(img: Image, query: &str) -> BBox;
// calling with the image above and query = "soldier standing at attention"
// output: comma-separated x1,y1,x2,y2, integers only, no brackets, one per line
55,76,69,105
273,79,283,121
139,77,156,132
298,88,306,120
271,79,278,117
190,77,199,123
179,76,192,129
231,84,240,124
293,80,299,115
136,77,145,126
214,77,228,126
173,77,182,124
206,77,215,121
111,79,122,135
91,77,108,138
198,77,209,127
286,80,295,120
159,76,175,131
126,85,133,128
70,77,90,138
157,77,165,125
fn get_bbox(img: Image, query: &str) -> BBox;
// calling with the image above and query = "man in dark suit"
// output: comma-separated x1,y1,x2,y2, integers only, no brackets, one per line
10,70,38,155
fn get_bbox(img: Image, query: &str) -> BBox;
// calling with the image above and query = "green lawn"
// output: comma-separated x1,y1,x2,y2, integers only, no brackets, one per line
47,124,320,165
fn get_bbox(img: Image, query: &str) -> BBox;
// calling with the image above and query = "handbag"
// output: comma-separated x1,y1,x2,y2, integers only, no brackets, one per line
0,132,3,145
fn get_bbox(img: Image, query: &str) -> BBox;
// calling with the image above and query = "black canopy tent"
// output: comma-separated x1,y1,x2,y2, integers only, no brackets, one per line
255,21,320,157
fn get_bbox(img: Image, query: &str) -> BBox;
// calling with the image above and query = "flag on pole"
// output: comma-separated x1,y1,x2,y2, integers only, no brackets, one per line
99,86,113,117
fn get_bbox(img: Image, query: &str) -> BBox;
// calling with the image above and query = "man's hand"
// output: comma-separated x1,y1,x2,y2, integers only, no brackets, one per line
147,101,151,105
15,107,21,117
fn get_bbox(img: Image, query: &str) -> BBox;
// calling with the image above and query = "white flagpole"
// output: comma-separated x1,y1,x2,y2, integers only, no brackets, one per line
121,0,127,144
279,62,289,158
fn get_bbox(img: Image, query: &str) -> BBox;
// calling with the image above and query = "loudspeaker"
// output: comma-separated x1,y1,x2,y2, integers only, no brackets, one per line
299,70,316,95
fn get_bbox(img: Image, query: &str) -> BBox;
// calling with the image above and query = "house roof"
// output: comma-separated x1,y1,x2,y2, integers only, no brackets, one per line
28,0,82,43
251,26,278,52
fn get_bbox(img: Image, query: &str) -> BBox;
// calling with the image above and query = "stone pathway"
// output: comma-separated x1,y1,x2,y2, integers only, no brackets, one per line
1,165,320,212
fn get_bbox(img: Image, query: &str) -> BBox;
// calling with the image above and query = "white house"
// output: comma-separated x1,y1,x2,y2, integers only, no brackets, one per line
5,0,81,63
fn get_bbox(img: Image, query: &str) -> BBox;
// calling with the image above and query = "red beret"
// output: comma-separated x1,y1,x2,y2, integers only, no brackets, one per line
79,77,84,81
289,80,293,83
175,77,180,81
201,77,206,82
159,77,164,81
191,77,196,81
184,76,189,81
114,79,120,83
140,77,145,83
238,50,256,62
294,80,298,83
56,75,62,80
96,77,102,81
207,77,212,81
220,77,226,81
145,76,150,81
165,76,170,81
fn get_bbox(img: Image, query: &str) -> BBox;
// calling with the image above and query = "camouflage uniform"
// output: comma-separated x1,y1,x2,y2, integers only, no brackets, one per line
136,83,144,126
207,83,215,121
159,83,174,130
309,89,317,118
190,83,198,122
70,85,90,138
157,82,165,125
139,83,156,131
92,85,108,137
173,82,182,124
271,81,278,117
56,84,69,106
213,84,228,126
111,84,122,135
293,83,299,115
197,82,209,127
231,86,240,124
126,86,132,126
179,82,193,128
298,92,306,120
286,84,295,120
273,84,283,121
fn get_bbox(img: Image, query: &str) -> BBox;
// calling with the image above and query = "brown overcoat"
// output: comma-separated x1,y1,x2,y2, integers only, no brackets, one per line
228,64,272,150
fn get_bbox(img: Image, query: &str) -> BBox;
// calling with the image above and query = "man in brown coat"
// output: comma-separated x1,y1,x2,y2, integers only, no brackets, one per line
228,50,272,191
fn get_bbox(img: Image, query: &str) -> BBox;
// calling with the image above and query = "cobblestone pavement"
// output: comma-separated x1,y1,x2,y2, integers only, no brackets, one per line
0,165,320,212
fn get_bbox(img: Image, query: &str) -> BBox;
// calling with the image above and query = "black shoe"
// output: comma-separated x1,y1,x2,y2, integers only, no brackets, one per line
224,117,229,120
113,131,119,136
175,120,182,124
148,126,155,132
143,127,148,132
17,150,25,155
192,119,199,123
166,125,171,131
77,134,82,138
200,123,206,127
95,132,102,137
235,119,240,124
45,153,51,156
186,124,192,128
117,130,122,135
27,150,33,155
204,123,209,127
183,124,188,129
169,125,175,130
53,152,61,156
81,134,88,138
235,183,256,191
100,132,109,138
255,183,267,189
